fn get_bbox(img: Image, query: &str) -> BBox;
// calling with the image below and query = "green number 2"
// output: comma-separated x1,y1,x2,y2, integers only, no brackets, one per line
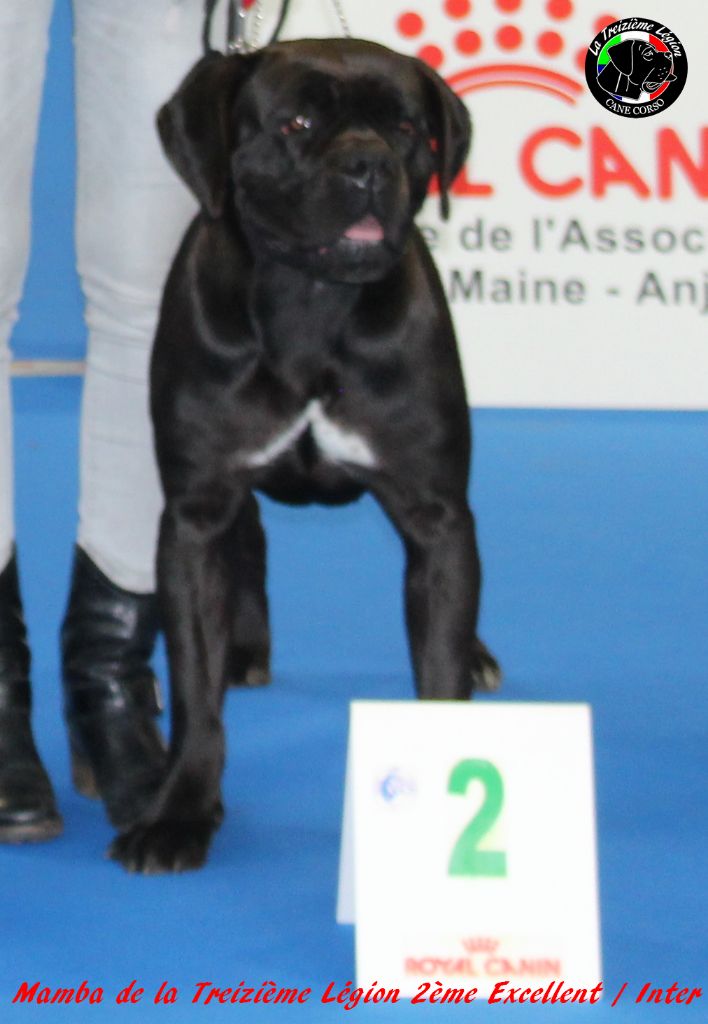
447,759,507,877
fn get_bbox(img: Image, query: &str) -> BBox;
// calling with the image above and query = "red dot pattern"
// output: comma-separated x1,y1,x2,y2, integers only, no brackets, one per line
398,11,424,37
537,30,563,56
418,44,445,68
456,29,482,55
445,0,472,17
393,0,594,75
594,13,617,33
547,0,573,18
497,24,523,50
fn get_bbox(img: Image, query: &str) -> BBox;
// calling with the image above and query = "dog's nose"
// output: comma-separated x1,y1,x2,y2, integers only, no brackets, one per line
332,133,394,192
340,152,392,190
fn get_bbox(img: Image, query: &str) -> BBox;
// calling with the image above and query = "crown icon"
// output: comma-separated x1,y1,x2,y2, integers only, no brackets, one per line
394,0,621,105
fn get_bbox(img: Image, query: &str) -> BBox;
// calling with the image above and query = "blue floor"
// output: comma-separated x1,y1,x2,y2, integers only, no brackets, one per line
2,378,706,1022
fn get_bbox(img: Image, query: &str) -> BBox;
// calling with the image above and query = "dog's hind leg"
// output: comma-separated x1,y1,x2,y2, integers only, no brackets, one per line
226,493,271,688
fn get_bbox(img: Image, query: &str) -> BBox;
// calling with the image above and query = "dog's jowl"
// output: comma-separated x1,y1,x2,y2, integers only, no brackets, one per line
110,39,501,873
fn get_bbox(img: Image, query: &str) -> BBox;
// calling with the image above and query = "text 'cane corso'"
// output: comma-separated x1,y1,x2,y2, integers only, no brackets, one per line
110,38,501,873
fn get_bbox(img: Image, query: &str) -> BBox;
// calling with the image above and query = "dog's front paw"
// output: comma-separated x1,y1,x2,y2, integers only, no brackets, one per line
471,639,502,693
108,814,221,875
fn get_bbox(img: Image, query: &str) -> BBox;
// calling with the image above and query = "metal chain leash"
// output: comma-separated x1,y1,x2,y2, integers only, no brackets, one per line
207,0,352,55
329,0,351,38
226,0,248,52
249,0,265,50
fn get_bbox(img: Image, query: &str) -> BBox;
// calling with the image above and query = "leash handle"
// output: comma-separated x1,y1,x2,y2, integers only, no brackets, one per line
202,0,218,53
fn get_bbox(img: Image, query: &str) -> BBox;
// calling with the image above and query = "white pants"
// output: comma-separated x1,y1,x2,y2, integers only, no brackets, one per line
0,0,202,591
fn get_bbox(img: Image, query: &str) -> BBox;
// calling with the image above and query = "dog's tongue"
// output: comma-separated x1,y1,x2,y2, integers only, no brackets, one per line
343,215,384,243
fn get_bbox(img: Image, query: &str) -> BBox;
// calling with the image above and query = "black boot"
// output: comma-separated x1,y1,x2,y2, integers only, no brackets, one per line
61,546,167,829
0,549,62,842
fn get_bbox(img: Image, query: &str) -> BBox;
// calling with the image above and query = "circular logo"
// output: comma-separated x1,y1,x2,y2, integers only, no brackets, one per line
585,17,687,118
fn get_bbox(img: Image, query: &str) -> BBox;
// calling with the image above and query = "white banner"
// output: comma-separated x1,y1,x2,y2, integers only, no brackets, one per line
270,0,708,409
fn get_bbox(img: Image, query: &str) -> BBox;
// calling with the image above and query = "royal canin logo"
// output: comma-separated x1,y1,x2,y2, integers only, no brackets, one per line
391,1,707,200
394,0,607,104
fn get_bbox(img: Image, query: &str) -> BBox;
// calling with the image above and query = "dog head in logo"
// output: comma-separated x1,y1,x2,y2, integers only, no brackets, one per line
597,39,676,101
157,38,470,284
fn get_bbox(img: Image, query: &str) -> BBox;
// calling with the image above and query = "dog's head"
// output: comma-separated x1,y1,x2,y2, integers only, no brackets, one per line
608,39,676,93
157,39,470,283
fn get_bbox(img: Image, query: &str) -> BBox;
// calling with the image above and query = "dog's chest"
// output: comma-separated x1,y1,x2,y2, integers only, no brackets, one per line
243,399,377,470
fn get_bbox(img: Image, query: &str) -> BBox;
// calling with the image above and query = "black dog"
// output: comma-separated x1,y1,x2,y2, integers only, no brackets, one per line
110,38,501,873
597,39,676,100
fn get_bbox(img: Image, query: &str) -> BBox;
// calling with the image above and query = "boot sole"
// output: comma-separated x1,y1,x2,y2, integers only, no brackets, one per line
0,815,63,844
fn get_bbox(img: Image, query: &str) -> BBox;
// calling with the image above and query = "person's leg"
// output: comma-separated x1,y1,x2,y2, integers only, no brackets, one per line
0,0,62,841
62,0,201,827
74,0,201,592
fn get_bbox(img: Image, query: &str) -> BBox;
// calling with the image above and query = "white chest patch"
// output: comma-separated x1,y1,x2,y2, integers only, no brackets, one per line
243,400,377,470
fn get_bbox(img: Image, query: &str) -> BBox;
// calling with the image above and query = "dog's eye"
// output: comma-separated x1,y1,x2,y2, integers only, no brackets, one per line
280,114,312,136
398,120,416,136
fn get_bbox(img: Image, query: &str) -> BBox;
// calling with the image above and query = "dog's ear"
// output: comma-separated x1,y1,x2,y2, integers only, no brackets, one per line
416,61,471,220
609,40,637,76
157,51,260,218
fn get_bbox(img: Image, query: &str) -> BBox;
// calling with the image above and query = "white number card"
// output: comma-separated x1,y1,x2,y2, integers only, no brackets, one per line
337,701,601,999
